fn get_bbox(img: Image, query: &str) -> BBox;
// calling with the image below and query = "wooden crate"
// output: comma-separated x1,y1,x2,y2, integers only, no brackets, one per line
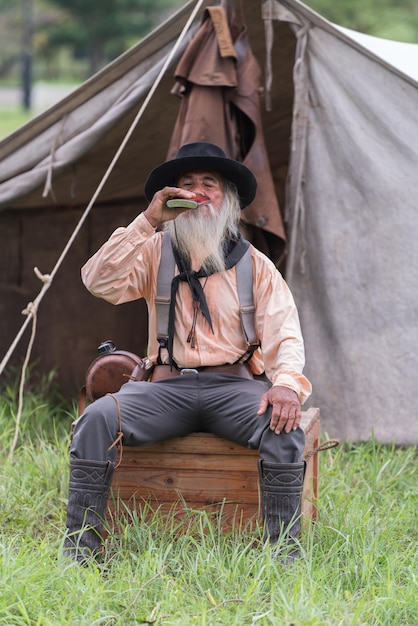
107,407,320,531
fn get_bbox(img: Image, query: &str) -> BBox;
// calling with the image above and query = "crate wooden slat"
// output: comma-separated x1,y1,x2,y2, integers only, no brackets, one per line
107,407,320,531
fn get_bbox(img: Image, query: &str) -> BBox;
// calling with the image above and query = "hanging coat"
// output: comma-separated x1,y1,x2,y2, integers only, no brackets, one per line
167,4,286,265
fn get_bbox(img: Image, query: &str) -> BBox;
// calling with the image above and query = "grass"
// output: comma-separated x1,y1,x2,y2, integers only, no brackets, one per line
0,84,79,140
0,371,417,625
0,106,34,141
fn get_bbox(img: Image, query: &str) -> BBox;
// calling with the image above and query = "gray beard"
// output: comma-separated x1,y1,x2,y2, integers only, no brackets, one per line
164,201,239,274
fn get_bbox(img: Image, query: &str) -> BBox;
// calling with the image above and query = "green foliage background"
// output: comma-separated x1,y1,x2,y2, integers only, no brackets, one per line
303,0,418,43
0,0,417,86
0,0,185,82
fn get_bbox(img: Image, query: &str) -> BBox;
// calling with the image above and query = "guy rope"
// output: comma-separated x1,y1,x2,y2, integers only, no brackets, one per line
1,0,206,454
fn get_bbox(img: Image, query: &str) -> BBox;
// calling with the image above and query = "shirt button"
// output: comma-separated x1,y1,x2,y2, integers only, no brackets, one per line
141,231,147,236
201,345,207,350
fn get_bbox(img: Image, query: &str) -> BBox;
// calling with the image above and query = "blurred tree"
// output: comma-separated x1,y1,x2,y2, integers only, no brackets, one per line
304,0,418,42
21,0,33,109
44,0,184,76
0,0,20,78
0,0,416,91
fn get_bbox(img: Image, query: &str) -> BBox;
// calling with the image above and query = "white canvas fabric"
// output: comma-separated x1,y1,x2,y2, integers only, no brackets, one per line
275,1,418,444
335,25,418,82
0,35,191,207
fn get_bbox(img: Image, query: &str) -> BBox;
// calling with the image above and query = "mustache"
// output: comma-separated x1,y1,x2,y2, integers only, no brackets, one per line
183,201,215,217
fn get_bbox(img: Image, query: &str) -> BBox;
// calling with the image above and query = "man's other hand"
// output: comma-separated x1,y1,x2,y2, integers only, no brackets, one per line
257,385,301,434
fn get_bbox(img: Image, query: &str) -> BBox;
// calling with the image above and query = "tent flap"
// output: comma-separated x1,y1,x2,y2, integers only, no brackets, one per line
284,20,418,444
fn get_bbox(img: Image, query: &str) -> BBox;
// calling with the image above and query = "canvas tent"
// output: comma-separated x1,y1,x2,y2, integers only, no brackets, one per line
1,0,417,445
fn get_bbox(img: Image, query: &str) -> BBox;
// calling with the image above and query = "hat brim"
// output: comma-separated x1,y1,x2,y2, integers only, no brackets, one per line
144,155,257,209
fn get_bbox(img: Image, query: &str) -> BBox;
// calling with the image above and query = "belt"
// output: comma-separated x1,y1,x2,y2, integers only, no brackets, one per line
150,363,253,382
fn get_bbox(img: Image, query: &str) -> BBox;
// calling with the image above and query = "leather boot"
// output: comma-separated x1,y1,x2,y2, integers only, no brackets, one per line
63,458,114,563
258,460,305,562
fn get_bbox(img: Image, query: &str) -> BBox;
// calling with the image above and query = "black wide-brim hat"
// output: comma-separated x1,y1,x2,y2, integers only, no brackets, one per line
144,142,257,209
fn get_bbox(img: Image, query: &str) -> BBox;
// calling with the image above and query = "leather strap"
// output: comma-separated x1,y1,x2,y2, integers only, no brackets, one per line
78,385,87,417
207,6,237,59
150,363,253,382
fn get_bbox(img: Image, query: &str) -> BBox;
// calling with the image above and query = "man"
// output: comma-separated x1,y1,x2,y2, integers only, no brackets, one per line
65,142,312,563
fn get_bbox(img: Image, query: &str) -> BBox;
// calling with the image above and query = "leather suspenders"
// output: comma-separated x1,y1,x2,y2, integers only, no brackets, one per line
155,233,259,364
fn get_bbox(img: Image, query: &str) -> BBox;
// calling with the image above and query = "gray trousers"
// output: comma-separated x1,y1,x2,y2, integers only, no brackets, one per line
70,373,305,464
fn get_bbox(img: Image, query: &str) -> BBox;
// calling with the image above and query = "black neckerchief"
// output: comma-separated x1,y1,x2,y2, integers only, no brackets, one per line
167,234,249,367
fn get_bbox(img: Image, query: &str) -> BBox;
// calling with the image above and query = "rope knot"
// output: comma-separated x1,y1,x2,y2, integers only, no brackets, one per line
22,302,37,316
34,266,52,285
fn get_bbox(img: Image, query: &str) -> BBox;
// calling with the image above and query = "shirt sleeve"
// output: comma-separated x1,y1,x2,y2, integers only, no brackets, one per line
252,248,312,404
81,212,160,304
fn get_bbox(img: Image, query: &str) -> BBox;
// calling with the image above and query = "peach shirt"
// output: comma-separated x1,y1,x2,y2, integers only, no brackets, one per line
81,213,312,404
